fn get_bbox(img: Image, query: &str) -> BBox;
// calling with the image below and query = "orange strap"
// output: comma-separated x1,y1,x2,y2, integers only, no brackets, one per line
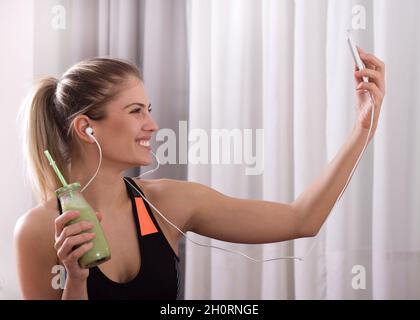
134,197,158,236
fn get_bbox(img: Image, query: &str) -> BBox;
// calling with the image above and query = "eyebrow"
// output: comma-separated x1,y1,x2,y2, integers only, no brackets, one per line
123,102,151,110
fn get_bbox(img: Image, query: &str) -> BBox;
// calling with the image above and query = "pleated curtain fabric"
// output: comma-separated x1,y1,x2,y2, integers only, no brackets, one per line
185,0,420,299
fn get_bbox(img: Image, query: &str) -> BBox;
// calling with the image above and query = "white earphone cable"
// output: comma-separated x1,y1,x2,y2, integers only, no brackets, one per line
80,135,102,194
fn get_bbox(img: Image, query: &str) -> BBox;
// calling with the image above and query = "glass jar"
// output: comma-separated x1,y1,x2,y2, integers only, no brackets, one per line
56,183,111,268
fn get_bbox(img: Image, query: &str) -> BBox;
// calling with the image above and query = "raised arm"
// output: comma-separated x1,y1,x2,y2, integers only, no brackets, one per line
294,49,385,236
184,52,385,244
291,125,374,237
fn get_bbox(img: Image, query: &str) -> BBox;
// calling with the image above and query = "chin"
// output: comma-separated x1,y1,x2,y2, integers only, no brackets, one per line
138,155,153,166
142,160,153,166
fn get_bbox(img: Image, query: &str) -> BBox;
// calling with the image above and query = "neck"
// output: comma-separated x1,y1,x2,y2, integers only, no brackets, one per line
69,155,130,214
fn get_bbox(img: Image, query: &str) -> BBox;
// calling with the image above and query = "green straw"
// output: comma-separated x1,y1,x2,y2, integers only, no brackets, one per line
44,150,68,187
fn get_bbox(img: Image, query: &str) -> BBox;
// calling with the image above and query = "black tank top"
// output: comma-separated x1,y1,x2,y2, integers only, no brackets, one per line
57,176,180,300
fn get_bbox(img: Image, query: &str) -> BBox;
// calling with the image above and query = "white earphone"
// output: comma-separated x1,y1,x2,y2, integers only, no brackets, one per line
85,127,94,137
80,127,101,193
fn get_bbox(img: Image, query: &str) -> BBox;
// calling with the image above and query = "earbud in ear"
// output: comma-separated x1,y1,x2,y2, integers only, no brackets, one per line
85,127,94,136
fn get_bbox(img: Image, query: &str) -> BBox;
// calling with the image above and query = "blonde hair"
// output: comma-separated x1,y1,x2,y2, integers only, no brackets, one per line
19,58,142,203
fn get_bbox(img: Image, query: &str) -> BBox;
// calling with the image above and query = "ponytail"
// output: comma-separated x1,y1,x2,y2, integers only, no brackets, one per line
19,77,70,202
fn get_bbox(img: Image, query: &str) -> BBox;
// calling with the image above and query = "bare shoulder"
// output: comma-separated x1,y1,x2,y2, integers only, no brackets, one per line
132,178,208,233
134,178,204,199
15,198,58,230
14,198,58,254
14,198,61,299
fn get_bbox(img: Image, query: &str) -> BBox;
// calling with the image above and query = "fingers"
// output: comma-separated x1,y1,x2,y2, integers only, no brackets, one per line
354,68,385,92
63,242,94,266
356,46,385,73
354,67,366,85
55,210,103,271
356,81,383,106
360,52,385,73
54,220,94,251
55,211,80,239
353,48,386,96
96,211,103,222
56,232,96,262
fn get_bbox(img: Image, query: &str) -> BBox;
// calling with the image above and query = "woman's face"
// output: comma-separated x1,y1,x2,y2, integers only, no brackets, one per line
93,76,159,170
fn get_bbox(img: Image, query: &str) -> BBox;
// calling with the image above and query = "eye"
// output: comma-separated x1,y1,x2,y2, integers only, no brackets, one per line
148,106,152,113
131,108,142,113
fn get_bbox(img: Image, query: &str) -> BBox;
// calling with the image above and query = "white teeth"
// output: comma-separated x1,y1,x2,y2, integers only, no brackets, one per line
138,140,150,147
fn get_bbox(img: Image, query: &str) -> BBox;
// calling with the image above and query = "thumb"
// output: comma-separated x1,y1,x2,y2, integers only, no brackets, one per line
96,211,103,222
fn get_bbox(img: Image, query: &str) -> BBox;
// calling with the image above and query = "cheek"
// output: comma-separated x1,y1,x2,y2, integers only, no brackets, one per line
100,135,128,159
100,120,136,153
106,114,137,138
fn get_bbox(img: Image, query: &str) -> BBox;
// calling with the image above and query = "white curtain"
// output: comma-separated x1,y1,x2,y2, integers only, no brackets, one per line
185,0,420,299
0,0,34,300
1,0,189,299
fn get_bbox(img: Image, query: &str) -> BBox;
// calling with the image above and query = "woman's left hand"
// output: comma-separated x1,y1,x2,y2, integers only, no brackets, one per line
353,47,386,142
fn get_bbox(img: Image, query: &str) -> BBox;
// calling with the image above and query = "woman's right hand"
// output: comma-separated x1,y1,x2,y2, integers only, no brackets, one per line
54,211,103,283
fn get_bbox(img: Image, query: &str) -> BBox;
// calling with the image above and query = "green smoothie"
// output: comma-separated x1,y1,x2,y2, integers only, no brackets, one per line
56,183,111,269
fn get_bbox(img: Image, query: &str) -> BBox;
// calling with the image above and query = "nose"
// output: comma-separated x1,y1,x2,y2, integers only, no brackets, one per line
142,112,159,133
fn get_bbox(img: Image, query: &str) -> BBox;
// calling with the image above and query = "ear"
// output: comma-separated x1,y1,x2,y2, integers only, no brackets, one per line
72,115,94,143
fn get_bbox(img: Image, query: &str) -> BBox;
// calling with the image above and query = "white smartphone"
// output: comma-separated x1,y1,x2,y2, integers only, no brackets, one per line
347,31,369,83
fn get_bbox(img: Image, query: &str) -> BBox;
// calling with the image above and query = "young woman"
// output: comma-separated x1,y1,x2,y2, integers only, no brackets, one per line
14,52,385,299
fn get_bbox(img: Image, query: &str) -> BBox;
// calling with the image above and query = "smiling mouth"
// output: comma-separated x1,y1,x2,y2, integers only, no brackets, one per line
135,139,152,150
